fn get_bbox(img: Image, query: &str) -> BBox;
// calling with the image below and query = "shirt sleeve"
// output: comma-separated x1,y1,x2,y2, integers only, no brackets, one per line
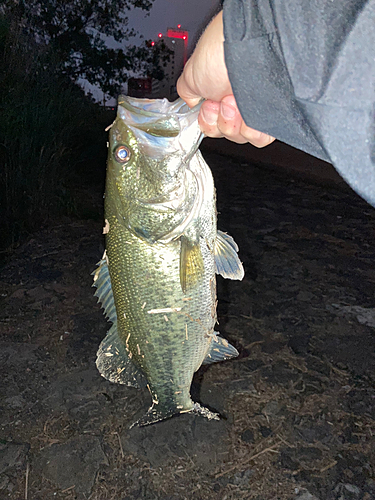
223,0,375,206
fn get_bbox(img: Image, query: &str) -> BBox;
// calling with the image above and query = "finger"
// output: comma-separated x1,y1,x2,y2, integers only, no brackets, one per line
217,95,275,146
198,100,224,137
240,123,276,148
216,99,248,143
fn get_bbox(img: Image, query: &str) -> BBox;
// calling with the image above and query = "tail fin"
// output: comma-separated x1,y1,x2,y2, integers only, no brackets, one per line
130,402,219,428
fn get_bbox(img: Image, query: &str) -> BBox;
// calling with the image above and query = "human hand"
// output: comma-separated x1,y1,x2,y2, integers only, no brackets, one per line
177,12,275,147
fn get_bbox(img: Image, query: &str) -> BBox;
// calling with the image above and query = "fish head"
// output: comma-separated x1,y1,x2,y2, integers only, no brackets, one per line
106,96,203,243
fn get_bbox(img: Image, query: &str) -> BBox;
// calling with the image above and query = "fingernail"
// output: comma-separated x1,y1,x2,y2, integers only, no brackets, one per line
221,102,236,120
201,107,218,126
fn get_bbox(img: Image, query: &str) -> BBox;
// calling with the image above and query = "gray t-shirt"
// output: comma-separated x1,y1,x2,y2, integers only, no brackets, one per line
223,0,375,206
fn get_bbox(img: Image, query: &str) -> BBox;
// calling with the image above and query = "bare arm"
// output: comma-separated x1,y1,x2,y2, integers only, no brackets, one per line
177,12,275,147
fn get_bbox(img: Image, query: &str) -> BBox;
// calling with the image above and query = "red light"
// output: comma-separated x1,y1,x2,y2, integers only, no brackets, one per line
151,41,155,46
166,28,189,41
177,24,181,29
158,33,162,38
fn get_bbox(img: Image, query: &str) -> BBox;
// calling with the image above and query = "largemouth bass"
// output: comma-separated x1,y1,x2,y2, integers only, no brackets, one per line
93,96,244,426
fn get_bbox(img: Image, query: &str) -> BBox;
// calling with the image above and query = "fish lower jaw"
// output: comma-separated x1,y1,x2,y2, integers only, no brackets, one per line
130,401,220,428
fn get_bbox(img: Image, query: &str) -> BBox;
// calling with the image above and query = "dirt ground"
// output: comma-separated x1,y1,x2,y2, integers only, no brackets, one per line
0,150,374,500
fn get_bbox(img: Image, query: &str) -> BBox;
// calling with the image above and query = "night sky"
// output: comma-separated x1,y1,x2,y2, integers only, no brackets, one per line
130,0,220,50
84,0,220,104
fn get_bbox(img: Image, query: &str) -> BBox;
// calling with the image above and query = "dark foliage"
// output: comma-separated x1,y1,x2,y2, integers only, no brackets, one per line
0,15,106,252
1,0,170,95
0,1,170,254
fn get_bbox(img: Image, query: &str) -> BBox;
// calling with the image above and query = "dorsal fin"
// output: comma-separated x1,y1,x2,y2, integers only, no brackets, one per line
92,258,146,388
92,258,117,323
96,322,146,388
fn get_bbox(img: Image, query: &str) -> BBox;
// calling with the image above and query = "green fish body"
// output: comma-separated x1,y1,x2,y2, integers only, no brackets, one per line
93,96,244,426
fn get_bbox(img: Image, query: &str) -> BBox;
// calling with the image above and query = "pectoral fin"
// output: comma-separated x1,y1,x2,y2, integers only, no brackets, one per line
215,230,244,280
180,236,204,293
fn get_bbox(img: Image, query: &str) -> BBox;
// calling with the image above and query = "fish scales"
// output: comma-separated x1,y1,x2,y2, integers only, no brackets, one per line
107,220,212,394
94,96,244,426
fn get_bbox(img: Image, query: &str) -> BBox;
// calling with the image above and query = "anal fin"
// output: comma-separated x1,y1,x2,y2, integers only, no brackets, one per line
203,332,239,365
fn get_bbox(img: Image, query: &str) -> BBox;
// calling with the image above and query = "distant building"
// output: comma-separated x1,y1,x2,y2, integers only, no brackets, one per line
127,77,153,98
127,26,188,101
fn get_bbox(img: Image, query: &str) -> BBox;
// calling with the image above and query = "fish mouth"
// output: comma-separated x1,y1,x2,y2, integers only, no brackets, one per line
117,95,203,143
118,95,193,117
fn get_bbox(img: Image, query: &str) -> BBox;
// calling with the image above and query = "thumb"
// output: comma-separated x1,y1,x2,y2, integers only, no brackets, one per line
176,64,202,109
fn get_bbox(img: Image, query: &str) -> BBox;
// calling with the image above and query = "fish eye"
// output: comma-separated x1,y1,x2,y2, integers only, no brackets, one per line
114,145,131,163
